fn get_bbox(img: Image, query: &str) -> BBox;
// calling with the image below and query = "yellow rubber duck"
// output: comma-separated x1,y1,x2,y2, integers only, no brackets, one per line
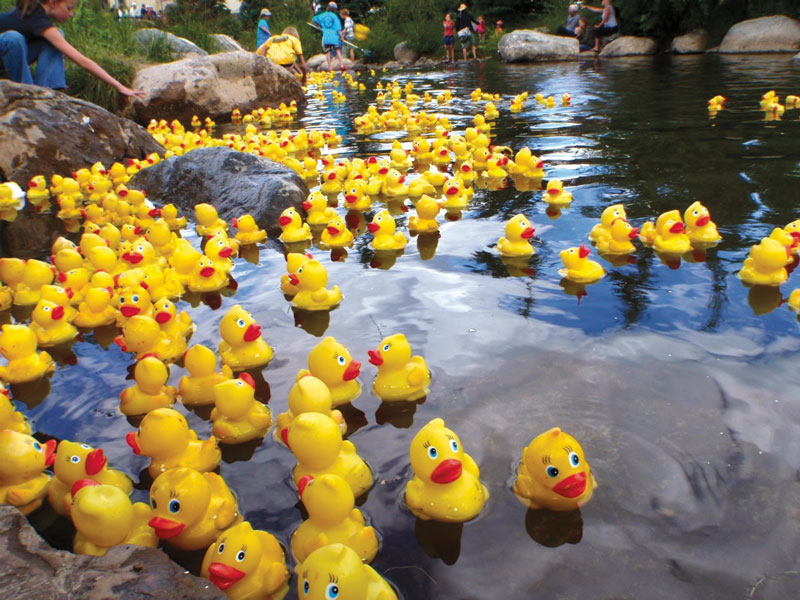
320,169,344,195
114,315,178,362
280,253,312,296
187,255,230,294
441,177,470,210
154,297,194,341
116,285,153,327
120,356,177,416
40,284,77,320
140,266,184,302
29,298,77,347
0,283,11,311
72,286,116,328
285,412,373,498
369,210,407,251
0,387,31,433
408,195,440,233
276,375,345,436
367,333,430,402
297,337,361,407
26,175,50,204
595,218,638,255
120,237,166,271
381,169,409,198
201,520,289,600
279,207,312,243
218,304,274,371
389,140,412,171
343,180,372,212
288,259,343,312
0,324,55,384
0,257,26,291
497,214,536,257
484,102,499,120
145,219,177,259
70,479,158,556
179,344,233,407
126,407,221,478
320,214,355,249
48,440,133,516
683,201,721,246
421,169,449,188
13,259,54,306
292,473,379,564
167,239,202,286
195,203,228,238
211,373,273,444
405,417,489,522
161,203,188,231
543,180,573,207
0,430,55,514
296,543,397,600
738,237,789,287
589,204,627,244
148,467,242,551
232,214,267,245
513,427,597,511
303,191,337,227
559,244,605,284
652,210,691,255
411,138,433,164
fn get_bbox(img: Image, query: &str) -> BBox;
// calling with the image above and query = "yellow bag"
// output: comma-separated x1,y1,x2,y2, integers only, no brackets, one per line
354,23,369,41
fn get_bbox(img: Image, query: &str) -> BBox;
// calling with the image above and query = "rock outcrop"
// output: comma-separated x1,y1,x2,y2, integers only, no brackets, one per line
600,36,657,57
0,81,162,185
394,41,420,65
719,15,800,53
671,29,708,54
0,506,225,599
132,28,208,58
306,53,357,71
211,33,246,53
498,30,578,63
124,51,305,126
129,147,308,233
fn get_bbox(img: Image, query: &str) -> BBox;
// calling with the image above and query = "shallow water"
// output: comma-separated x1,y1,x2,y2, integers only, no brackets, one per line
9,54,800,598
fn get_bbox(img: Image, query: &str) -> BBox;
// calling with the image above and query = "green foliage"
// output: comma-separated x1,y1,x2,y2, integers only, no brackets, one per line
472,0,546,22
361,0,450,60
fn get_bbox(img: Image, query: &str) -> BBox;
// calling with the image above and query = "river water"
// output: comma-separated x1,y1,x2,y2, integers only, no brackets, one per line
11,54,800,598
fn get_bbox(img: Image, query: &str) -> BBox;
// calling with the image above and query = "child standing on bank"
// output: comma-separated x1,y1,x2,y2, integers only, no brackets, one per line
475,15,486,42
339,8,355,62
443,12,454,63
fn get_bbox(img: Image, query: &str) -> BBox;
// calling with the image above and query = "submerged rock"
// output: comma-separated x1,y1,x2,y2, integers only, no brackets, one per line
0,80,162,185
497,30,578,63
394,41,420,65
600,36,657,57
719,15,800,53
671,29,709,54
132,28,208,58
129,146,308,233
124,51,305,126
0,505,225,599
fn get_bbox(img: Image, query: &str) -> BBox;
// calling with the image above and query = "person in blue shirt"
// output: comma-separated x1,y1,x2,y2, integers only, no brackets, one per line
256,8,271,49
312,1,344,72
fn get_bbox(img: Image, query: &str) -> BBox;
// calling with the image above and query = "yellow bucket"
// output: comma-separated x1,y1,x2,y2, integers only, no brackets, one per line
354,24,369,41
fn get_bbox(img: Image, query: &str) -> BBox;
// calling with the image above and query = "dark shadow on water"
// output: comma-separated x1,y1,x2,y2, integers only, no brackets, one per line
292,306,332,337
524,508,584,548
220,436,264,464
338,403,368,438
11,376,53,409
413,518,463,566
375,398,425,429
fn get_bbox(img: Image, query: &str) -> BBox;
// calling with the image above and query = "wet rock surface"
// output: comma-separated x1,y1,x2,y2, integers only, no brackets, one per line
719,15,800,53
132,28,208,59
600,36,657,57
498,30,579,63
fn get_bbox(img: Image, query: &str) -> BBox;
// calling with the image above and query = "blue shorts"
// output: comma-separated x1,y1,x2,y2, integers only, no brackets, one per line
444,35,454,45
324,43,341,54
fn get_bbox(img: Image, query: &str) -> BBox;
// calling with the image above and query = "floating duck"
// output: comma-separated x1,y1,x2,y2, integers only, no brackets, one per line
297,336,361,407
484,102,499,120
0,388,31,434
381,169,409,198
589,204,627,244
232,214,267,245
303,191,337,227
30,299,78,347
154,297,194,341
26,175,51,205
368,210,407,251
13,259,54,306
276,375,345,436
320,215,355,249
543,180,572,207
280,253,312,296
595,218,638,255
343,180,372,212
650,210,691,255
0,324,55,384
40,284,77,320
195,203,228,238
114,315,178,362
559,244,605,284
0,430,55,514
285,412,373,498
738,237,788,287
48,440,133,516
507,147,544,180
218,305,274,371
116,285,153,328
120,356,178,416
161,203,188,231
405,417,489,522
140,266,184,302
201,520,289,600
440,177,470,210
126,408,221,478
683,201,721,246
0,257,26,291
514,427,597,511
389,140,412,171
408,195,440,233
148,467,242,551
292,473,379,563
203,233,237,274
497,214,536,257
367,333,430,402
279,207,312,244
179,344,233,407
70,479,158,556
211,373,273,444
187,256,230,294
295,543,397,600
288,259,343,312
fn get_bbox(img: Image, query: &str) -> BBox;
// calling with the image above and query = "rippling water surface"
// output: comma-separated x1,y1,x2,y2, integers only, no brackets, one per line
10,54,800,599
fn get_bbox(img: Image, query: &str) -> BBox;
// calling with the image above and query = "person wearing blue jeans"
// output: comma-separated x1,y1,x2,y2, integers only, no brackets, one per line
0,0,143,96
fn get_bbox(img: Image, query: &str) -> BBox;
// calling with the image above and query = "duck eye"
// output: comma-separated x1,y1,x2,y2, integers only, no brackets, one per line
70,455,81,463
235,550,246,562
132,295,139,302
569,452,580,467
337,355,346,366
168,499,181,513
217,542,225,554
427,446,438,459
151,497,157,509
382,344,390,352
237,319,245,327
303,580,310,595
546,465,559,478
43,305,50,312
449,439,459,453
326,583,339,599
33,442,41,451
81,444,91,449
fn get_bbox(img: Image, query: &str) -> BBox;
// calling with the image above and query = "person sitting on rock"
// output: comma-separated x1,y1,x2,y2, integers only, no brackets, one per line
575,16,594,52
556,4,581,37
0,0,143,96
257,26,307,85
584,0,619,52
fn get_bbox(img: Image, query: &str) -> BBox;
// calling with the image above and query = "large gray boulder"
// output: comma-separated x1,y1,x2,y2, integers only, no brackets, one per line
671,29,708,54
719,15,800,53
306,53,356,71
132,28,208,58
211,33,245,53
0,80,162,185
129,147,308,233
124,51,305,126
498,30,578,63
600,36,657,57
394,41,419,65
794,51,800,61
0,506,225,599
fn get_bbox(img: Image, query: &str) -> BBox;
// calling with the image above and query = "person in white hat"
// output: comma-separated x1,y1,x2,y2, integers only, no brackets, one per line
312,1,345,71
257,7,271,48
556,4,581,36
455,3,478,60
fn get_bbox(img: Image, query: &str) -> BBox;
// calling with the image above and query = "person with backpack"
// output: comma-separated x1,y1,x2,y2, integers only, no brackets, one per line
312,1,344,71
455,3,478,60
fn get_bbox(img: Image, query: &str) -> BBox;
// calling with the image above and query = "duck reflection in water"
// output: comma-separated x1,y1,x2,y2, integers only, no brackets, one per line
370,250,404,270
524,508,584,547
501,255,535,278
375,398,425,429
415,232,440,261
238,243,260,265
414,518,463,565
292,306,332,337
747,285,783,316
